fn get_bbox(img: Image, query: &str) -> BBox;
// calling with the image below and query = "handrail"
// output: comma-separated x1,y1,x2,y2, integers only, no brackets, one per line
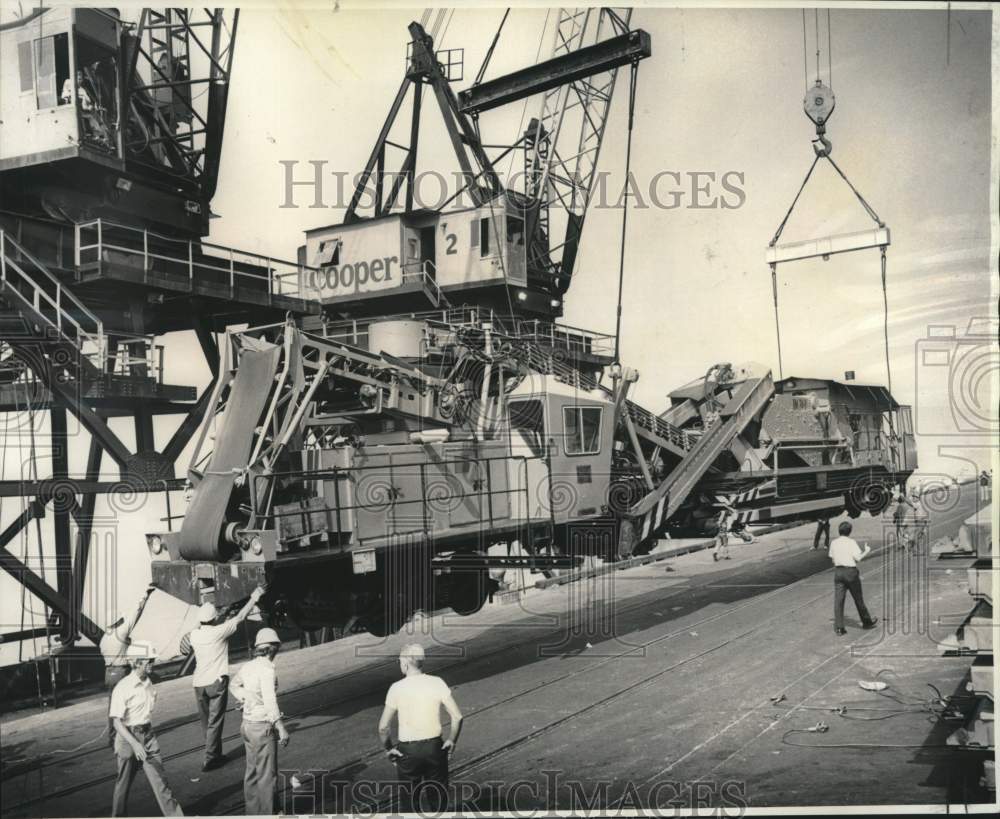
400,260,444,307
75,218,324,302
1,230,105,365
323,307,614,366
251,453,539,532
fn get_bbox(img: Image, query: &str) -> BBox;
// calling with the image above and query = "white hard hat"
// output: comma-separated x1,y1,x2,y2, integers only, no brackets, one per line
198,603,217,623
125,639,158,660
254,627,281,648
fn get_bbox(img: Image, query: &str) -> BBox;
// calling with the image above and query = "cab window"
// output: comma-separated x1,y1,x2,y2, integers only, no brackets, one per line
563,406,602,455
26,33,70,109
508,399,544,457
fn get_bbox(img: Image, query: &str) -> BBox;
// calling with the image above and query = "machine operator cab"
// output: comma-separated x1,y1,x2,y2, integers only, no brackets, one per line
2,7,195,190
299,194,538,315
2,7,122,164
504,378,615,526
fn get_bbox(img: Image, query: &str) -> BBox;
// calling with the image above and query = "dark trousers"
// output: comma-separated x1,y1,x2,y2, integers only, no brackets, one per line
195,676,229,765
834,566,873,630
814,520,830,550
112,724,183,816
241,721,277,816
393,737,449,812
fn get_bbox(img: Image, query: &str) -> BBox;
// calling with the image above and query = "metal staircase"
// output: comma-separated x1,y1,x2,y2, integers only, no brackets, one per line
624,400,696,454
627,373,776,543
0,231,105,376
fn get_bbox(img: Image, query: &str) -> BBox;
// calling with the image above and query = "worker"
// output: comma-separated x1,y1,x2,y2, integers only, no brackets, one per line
378,643,463,812
61,70,95,110
229,627,290,816
813,517,831,551
101,587,154,745
184,586,266,772
828,520,878,636
109,640,183,817
893,495,915,553
712,506,732,562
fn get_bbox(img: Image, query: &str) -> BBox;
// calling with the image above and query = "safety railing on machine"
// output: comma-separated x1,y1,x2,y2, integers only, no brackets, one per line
106,335,166,383
0,229,106,369
74,219,324,302
624,401,697,452
400,260,445,307
323,303,615,363
251,453,547,550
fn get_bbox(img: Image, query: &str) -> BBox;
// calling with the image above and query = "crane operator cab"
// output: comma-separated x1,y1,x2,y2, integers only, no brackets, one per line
2,7,210,235
299,194,538,316
2,7,122,163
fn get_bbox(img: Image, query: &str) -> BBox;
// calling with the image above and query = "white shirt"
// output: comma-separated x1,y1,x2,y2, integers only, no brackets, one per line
230,656,281,723
189,620,240,687
385,673,452,742
109,672,157,727
829,536,864,568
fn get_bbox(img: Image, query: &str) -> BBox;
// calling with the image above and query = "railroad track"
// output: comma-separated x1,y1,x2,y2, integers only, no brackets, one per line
6,501,973,817
4,540,829,815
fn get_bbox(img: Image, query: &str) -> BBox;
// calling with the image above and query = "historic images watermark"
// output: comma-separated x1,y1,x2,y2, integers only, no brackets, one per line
277,162,747,212
278,770,749,815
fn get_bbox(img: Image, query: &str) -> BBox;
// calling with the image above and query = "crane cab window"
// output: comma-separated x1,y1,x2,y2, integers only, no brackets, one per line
508,399,544,457
21,33,70,109
506,215,524,247
478,217,492,258
317,239,341,266
563,406,602,455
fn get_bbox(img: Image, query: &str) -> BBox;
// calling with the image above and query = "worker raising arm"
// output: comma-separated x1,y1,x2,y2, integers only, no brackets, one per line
184,585,266,772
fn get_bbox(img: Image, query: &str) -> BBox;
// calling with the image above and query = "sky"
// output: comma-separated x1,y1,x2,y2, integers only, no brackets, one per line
0,3,995,662
208,3,993,472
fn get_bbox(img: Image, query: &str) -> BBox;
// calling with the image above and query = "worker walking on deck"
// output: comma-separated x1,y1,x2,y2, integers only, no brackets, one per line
109,641,183,817
230,628,289,816
893,495,916,553
813,517,831,551
829,521,878,635
378,644,463,812
712,506,733,561
184,586,265,772
101,586,155,746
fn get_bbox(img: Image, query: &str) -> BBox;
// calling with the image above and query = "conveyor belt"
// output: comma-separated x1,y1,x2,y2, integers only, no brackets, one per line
178,342,282,560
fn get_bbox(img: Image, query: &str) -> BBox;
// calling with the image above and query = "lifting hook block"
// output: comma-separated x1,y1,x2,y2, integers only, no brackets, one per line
812,134,832,158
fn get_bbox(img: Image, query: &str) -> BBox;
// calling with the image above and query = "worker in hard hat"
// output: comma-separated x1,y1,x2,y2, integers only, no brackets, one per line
712,506,733,562
101,587,156,747
378,643,463,812
183,586,266,772
229,627,289,815
109,640,183,816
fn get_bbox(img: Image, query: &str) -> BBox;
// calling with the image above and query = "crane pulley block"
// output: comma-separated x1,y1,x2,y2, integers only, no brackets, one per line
803,80,836,129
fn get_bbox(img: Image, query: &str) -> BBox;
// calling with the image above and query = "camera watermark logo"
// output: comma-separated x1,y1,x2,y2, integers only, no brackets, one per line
914,318,999,438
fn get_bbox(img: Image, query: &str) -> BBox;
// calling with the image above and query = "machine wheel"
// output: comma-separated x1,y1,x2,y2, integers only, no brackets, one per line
363,594,410,637
446,554,492,616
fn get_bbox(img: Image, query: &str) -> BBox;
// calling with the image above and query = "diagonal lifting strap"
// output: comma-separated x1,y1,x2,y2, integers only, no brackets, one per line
767,153,889,385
